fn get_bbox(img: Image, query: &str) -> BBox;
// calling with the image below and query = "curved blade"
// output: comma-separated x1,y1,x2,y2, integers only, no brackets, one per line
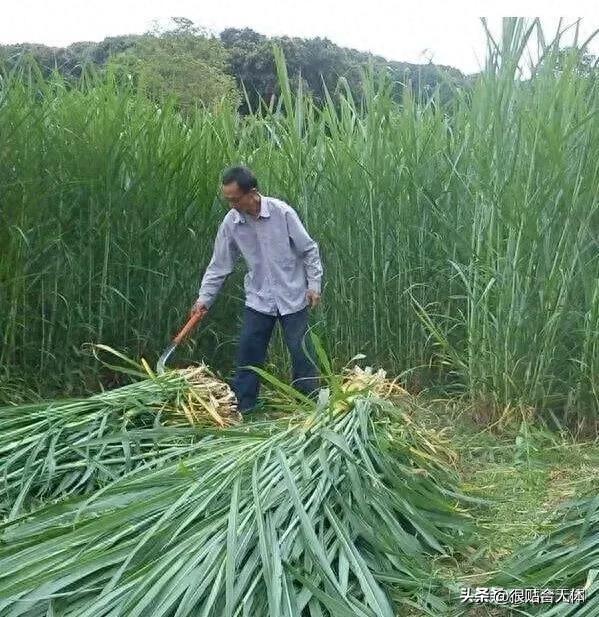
156,341,177,375
156,312,205,375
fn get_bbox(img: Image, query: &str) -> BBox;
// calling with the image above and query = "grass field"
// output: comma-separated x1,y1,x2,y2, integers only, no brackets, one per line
1,19,597,425
0,17,597,616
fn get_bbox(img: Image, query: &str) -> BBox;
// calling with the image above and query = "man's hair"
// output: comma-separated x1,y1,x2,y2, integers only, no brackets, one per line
221,166,259,192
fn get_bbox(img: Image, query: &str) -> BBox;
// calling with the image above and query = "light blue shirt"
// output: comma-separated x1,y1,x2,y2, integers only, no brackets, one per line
198,195,323,316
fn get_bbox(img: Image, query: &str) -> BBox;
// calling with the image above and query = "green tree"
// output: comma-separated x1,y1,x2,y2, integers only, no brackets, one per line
0,37,141,79
219,28,277,110
108,18,239,110
220,27,467,111
548,46,597,77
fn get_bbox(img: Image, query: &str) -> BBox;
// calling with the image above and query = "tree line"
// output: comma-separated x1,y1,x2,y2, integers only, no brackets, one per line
0,17,469,111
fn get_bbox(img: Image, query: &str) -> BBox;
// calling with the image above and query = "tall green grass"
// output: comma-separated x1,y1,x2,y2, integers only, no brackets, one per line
1,19,597,421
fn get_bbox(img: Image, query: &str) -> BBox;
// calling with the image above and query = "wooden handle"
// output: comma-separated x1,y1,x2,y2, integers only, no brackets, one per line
173,311,204,344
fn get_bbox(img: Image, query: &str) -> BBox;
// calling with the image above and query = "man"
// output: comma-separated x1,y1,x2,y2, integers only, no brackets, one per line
191,165,323,413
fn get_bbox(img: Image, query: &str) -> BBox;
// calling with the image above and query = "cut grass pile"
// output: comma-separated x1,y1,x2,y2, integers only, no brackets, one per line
0,348,240,519
1,354,597,616
0,358,476,616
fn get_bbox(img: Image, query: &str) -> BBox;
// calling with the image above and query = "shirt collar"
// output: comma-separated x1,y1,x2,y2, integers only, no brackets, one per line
233,194,269,224
259,196,270,218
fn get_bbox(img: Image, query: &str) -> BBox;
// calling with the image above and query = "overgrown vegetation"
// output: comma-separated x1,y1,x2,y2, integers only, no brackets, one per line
2,19,597,424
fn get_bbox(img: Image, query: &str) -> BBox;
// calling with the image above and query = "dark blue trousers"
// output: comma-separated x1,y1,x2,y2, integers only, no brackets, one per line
231,306,319,412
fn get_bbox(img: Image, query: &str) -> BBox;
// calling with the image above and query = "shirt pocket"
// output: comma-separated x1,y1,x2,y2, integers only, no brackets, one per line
271,236,295,266
280,256,296,271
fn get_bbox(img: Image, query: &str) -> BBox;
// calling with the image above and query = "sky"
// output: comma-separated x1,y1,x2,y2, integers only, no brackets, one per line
3,1,598,74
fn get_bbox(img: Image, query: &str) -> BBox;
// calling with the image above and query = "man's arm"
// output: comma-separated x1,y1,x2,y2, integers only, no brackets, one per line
196,222,240,309
285,208,323,295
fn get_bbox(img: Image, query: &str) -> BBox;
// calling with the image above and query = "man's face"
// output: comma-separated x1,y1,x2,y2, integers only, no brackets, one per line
221,182,256,212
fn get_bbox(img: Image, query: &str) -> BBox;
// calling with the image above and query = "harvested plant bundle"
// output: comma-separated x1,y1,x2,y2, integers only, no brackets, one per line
0,361,239,518
0,392,472,616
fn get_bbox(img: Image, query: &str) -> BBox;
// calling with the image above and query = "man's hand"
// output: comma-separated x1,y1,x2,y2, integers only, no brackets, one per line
190,299,208,319
307,290,321,309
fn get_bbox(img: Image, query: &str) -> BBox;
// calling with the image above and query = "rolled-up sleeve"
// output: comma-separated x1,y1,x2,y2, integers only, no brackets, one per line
286,209,323,294
197,222,240,307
